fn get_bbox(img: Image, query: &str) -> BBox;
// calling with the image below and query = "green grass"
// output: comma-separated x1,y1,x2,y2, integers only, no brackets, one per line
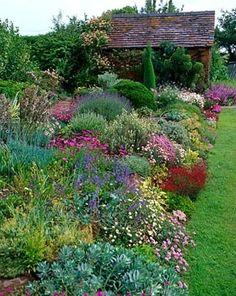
185,108,236,295
213,78,236,88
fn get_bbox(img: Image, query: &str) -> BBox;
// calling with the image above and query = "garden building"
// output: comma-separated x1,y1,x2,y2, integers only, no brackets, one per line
106,11,215,81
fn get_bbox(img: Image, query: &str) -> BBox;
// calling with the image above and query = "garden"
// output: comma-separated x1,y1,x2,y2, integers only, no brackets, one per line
0,2,236,296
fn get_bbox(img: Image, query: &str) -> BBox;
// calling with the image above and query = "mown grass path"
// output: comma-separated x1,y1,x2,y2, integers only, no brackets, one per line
186,108,236,295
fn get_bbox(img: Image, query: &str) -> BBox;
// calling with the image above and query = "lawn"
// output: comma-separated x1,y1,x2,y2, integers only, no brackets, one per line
186,108,236,295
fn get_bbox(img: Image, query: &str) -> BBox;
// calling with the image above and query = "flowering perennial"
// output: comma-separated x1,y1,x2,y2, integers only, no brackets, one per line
143,134,177,165
178,90,205,109
205,84,236,105
48,130,109,154
161,161,207,197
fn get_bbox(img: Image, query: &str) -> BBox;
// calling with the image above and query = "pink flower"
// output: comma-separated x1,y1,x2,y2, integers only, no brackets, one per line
211,104,222,113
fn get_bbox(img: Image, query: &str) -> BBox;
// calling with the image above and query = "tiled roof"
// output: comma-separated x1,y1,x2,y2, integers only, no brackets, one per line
107,11,215,48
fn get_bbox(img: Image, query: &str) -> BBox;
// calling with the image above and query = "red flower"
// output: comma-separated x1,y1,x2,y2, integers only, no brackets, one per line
161,161,207,198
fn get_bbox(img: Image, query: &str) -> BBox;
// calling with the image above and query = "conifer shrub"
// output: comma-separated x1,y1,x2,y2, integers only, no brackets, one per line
143,44,156,90
113,79,156,109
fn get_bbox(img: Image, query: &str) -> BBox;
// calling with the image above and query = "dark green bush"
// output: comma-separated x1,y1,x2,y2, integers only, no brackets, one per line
0,19,35,82
27,243,185,295
113,79,156,109
77,92,132,121
154,42,205,90
167,192,195,217
0,80,26,99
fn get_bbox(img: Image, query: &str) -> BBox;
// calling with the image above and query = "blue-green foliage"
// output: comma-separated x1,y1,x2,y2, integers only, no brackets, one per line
0,139,54,176
8,140,54,170
27,243,186,296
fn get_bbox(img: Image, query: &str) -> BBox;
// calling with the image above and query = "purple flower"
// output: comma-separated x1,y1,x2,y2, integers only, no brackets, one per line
205,85,236,106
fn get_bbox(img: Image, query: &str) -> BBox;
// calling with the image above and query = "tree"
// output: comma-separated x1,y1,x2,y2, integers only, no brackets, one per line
210,45,228,81
215,9,236,62
102,6,138,19
0,19,34,81
141,0,183,14
143,44,156,89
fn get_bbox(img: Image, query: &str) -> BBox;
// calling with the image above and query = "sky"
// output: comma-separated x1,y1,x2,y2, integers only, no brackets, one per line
0,0,234,35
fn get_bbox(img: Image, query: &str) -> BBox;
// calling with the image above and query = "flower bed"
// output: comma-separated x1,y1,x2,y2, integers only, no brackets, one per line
0,83,220,296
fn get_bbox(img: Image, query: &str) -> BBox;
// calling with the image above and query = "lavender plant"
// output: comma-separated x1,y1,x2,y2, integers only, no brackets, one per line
77,92,132,121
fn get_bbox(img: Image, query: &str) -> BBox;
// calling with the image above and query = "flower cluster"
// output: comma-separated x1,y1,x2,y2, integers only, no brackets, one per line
211,104,222,113
81,17,110,48
151,211,195,275
48,130,109,154
178,90,205,109
205,84,236,105
49,100,76,122
143,134,177,165
161,161,207,198
203,110,219,122
102,194,162,247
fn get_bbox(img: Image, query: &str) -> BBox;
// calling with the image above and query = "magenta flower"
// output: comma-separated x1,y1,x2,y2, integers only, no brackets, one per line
205,85,236,106
211,104,222,113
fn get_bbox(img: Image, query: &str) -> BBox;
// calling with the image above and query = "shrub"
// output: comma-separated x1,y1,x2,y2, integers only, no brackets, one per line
70,112,107,134
154,42,205,90
74,86,103,96
210,45,228,82
133,244,157,262
159,119,190,148
49,100,76,123
20,87,50,125
167,193,195,217
155,86,179,108
0,19,35,82
0,80,26,99
77,92,131,121
122,155,151,177
102,111,157,153
27,243,186,296
161,161,207,198
143,44,156,90
0,94,12,132
165,100,204,119
0,200,92,278
163,110,189,122
97,72,120,89
3,139,55,174
113,79,156,109
205,84,236,106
